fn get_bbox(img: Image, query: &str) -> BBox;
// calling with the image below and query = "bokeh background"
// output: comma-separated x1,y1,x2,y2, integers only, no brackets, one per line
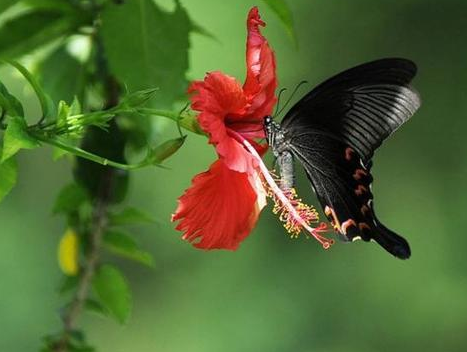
1,0,467,351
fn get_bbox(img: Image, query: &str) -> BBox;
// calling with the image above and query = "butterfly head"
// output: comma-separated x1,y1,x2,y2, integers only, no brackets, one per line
263,115,274,143
263,115,287,158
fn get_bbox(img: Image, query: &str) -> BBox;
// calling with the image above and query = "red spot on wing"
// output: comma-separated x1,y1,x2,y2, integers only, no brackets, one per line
359,222,371,231
360,205,370,216
353,169,368,180
355,185,368,196
345,147,354,161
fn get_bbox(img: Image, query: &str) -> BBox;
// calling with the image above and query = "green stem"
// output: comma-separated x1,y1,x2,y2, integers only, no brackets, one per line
34,134,149,170
138,108,205,136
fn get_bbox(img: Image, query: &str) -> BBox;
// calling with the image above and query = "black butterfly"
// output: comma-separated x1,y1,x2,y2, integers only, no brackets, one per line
264,58,421,259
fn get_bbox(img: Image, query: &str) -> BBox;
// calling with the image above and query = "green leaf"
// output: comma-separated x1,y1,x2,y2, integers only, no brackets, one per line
261,0,297,46
1,116,40,162
0,0,16,13
7,60,55,120
70,96,82,116
58,274,79,295
101,0,191,107
57,100,70,127
0,81,24,117
0,9,83,59
36,44,86,105
147,136,186,164
190,20,218,42
108,207,156,226
0,154,17,203
53,183,89,214
69,346,95,352
103,230,154,268
84,298,109,318
22,0,79,12
92,264,131,324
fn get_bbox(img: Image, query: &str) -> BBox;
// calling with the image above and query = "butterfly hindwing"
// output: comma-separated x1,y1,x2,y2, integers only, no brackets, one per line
288,132,372,240
287,132,410,259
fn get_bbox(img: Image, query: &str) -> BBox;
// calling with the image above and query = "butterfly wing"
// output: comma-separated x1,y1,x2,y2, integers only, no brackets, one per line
288,132,410,259
282,58,421,164
281,58,420,259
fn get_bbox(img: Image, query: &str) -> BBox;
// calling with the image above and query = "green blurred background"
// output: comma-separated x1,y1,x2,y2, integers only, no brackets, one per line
1,0,467,351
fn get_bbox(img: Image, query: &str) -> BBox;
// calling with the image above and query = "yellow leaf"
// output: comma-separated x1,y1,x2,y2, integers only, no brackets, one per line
58,228,79,276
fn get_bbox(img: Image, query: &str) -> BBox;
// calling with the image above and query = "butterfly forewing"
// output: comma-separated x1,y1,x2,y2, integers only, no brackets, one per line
282,58,421,164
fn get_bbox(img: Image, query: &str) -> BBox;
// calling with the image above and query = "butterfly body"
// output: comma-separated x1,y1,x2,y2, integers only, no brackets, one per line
265,117,296,190
265,58,421,259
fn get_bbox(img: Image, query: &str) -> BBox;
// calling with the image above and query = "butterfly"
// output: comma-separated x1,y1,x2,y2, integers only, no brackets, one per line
264,58,421,259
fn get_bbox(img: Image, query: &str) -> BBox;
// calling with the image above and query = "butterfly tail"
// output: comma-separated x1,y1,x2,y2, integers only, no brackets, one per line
371,218,411,259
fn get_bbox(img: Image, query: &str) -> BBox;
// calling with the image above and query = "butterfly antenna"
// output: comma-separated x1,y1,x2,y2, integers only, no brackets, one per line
273,88,288,118
277,80,309,116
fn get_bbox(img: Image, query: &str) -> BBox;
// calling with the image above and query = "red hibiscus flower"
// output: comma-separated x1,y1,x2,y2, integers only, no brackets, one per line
172,7,332,250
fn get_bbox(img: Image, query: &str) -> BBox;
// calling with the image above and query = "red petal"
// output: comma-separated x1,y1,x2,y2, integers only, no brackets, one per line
172,159,262,250
243,7,277,120
188,72,258,174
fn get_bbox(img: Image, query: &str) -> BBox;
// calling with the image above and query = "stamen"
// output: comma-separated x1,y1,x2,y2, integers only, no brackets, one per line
228,130,334,249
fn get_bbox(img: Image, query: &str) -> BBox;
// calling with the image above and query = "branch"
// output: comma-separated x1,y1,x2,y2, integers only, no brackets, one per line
54,201,107,352
53,10,122,351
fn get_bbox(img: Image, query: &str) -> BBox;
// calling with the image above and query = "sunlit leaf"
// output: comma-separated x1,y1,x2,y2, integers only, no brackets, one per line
0,9,84,59
23,0,80,12
0,153,17,203
108,207,155,226
92,264,131,324
53,182,89,214
1,116,40,162
0,0,16,13
103,230,154,268
101,0,191,107
261,0,297,46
